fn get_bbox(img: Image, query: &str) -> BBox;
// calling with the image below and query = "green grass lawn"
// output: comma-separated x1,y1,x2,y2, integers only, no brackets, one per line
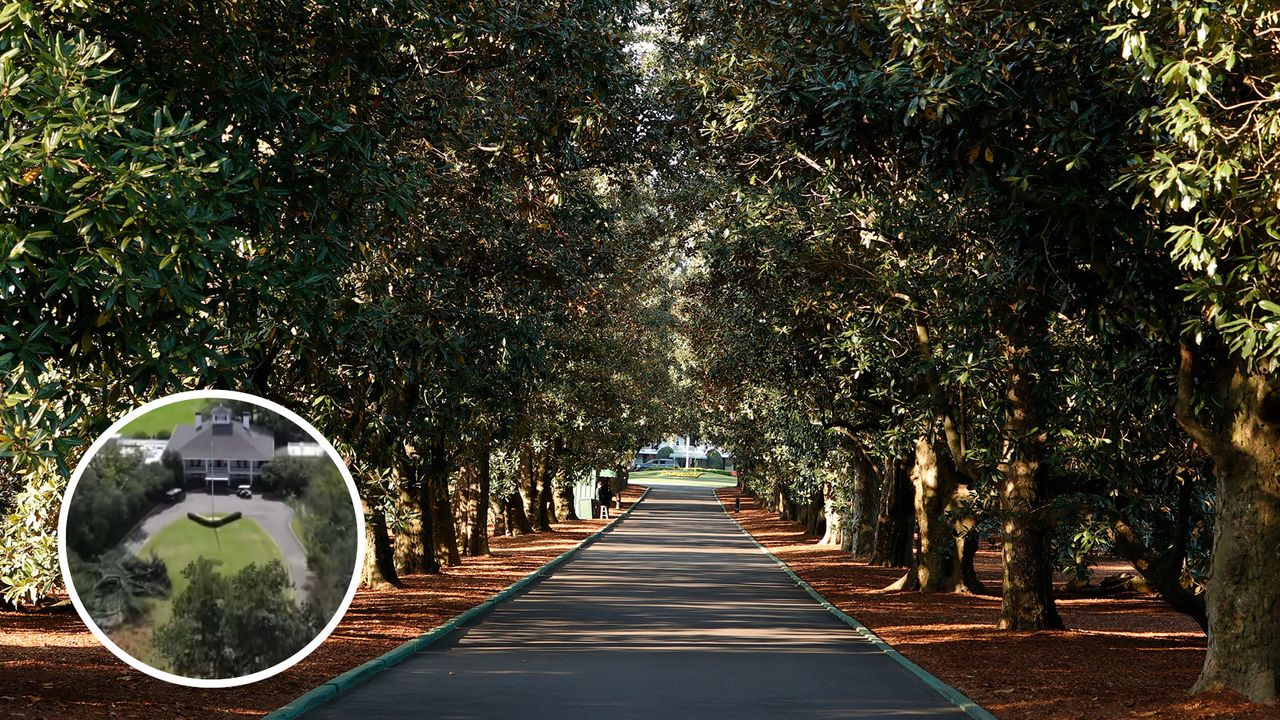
140,515,285,597
120,398,211,438
114,515,286,669
629,468,739,488
290,513,307,552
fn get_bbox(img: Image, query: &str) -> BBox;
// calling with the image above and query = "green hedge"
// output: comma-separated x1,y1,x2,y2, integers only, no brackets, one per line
187,511,243,528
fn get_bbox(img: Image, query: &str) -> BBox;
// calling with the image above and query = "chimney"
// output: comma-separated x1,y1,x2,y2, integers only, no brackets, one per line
242,413,251,430
195,412,203,430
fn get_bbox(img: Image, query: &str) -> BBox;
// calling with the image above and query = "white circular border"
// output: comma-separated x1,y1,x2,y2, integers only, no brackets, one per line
57,390,366,688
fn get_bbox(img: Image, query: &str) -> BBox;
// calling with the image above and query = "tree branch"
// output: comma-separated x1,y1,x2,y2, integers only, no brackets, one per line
914,323,981,481
1174,343,1222,458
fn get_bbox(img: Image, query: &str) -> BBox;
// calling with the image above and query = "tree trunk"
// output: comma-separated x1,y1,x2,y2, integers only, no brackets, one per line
1178,352,1280,702
393,468,425,574
890,436,969,592
467,433,492,557
453,464,475,555
804,487,825,537
870,455,914,567
775,481,797,521
416,451,444,575
431,466,461,567
520,443,540,530
997,336,1063,631
960,530,984,594
559,470,578,521
849,451,879,559
361,503,401,589
536,445,556,531
505,491,534,535
1110,511,1206,630
912,321,985,593
819,474,847,547
539,466,557,527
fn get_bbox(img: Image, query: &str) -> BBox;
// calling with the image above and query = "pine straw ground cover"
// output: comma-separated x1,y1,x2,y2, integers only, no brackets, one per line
715,487,1279,720
0,486,646,720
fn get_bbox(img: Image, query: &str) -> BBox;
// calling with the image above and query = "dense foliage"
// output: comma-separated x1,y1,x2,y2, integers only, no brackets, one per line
664,0,1278,701
292,461,359,619
64,447,173,560
261,457,315,498
2,0,1277,705
1,0,670,595
155,559,312,678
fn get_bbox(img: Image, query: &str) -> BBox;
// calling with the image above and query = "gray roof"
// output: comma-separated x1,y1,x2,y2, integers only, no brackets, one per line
167,420,276,461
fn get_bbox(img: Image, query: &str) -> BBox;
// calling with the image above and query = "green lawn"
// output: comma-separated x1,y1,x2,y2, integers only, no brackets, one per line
139,515,285,598
290,513,307,552
115,516,286,669
629,468,739,488
120,398,211,438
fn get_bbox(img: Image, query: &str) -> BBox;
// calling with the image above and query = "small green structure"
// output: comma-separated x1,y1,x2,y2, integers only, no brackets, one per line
573,472,596,519
573,469,617,518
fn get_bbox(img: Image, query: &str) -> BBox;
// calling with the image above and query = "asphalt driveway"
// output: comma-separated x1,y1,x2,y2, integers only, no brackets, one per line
124,492,312,600
303,485,976,719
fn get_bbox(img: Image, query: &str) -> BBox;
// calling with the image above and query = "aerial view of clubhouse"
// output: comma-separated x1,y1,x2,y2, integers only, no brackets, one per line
64,397,357,680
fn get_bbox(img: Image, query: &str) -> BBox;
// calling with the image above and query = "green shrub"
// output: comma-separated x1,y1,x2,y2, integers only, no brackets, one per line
156,558,312,678
65,447,173,559
293,463,357,619
260,456,319,496
706,449,726,470
187,511,242,528
0,474,62,608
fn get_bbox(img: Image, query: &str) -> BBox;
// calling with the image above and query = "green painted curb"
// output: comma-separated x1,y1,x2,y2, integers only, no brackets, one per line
265,487,652,719
718,492,999,720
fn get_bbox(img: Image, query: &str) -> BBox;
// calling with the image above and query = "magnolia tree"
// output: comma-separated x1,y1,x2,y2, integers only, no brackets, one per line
1109,0,1280,702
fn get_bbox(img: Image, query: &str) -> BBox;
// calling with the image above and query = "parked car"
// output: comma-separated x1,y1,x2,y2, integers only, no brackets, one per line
164,488,186,503
236,485,253,499
635,458,679,471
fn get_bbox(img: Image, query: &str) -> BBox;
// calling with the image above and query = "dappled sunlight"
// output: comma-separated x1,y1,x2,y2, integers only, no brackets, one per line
307,485,975,719
713,487,1253,720
0,493,648,719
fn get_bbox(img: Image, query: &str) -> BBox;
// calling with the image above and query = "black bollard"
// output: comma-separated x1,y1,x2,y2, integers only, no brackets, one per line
734,495,741,513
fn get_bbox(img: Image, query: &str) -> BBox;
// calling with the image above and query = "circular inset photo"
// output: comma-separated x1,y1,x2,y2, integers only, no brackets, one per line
58,391,364,687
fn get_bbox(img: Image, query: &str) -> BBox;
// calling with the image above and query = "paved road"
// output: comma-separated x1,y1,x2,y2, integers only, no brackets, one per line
308,485,974,719
124,493,312,599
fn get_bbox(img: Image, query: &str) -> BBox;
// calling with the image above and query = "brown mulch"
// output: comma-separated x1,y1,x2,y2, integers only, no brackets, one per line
716,487,1279,720
0,486,647,720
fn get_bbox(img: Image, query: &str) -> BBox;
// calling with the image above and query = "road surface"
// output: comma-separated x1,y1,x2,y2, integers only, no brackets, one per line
307,484,975,719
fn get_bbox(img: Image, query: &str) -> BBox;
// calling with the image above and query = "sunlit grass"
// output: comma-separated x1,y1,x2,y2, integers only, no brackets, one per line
111,516,288,668
630,469,737,488
140,515,284,597
119,398,210,438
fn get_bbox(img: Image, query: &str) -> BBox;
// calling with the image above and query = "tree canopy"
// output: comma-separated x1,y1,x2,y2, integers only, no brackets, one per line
2,0,1278,705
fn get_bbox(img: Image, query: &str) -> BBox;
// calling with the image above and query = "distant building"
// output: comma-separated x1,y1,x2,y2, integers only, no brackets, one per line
166,406,276,491
111,437,169,464
277,442,324,458
634,436,732,469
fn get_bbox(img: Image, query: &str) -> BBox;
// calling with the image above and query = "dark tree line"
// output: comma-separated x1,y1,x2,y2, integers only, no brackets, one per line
667,0,1279,703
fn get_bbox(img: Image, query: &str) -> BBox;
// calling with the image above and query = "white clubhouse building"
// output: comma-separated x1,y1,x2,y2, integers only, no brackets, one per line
634,436,732,469
166,406,276,490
